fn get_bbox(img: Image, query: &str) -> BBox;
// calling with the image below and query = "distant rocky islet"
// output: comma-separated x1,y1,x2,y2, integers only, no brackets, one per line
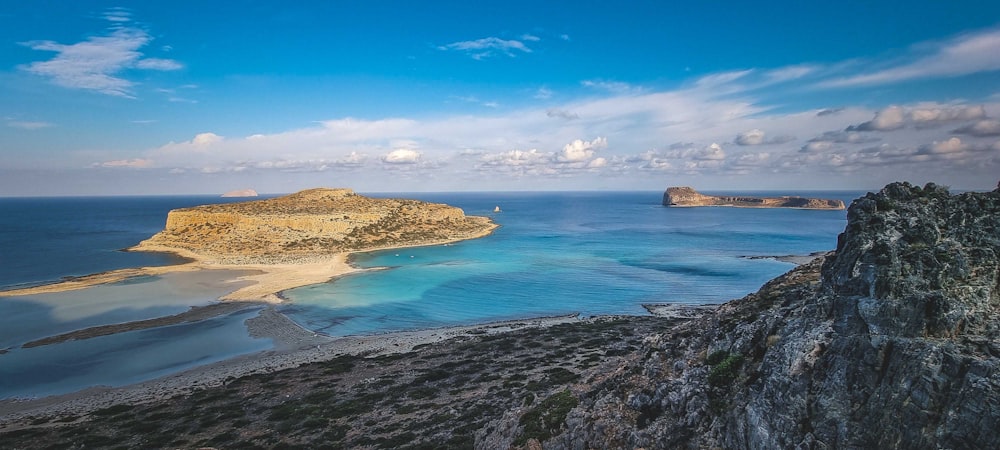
663,186,845,209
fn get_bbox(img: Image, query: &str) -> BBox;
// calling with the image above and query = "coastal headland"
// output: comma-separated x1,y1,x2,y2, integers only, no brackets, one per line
663,186,845,209
0,188,498,302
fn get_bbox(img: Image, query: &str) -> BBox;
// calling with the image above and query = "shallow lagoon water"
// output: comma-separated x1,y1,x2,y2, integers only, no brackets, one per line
0,191,858,398
0,307,269,399
0,270,267,399
281,191,856,336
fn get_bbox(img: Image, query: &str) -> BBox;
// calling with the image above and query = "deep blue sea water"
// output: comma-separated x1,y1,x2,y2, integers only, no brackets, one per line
0,191,862,398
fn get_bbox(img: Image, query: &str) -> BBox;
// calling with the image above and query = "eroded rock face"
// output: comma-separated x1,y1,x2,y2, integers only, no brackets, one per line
663,186,845,209
133,188,497,264
526,182,1000,449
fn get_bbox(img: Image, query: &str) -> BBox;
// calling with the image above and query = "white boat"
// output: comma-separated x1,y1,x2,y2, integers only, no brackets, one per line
494,205,501,213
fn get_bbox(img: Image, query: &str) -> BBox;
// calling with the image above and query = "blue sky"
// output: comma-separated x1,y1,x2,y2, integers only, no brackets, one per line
2,1,1000,195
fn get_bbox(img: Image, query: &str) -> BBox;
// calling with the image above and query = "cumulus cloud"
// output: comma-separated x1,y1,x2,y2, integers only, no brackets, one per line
848,105,988,132
823,27,1000,87
18,10,182,97
480,149,550,167
735,129,795,146
557,137,607,163
848,106,906,131
735,129,766,146
383,149,421,164
438,36,532,59
920,137,966,155
192,132,223,146
953,119,1000,137
910,105,986,127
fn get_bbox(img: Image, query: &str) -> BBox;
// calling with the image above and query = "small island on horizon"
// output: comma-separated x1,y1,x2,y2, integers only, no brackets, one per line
663,186,846,210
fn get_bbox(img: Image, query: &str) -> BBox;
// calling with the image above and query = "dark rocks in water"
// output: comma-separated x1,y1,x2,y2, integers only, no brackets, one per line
545,182,1000,449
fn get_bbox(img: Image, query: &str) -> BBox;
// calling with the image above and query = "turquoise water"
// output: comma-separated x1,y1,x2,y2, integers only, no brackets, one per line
281,191,854,336
0,191,858,399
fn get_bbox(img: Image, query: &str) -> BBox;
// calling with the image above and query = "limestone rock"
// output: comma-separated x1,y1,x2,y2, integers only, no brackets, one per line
535,182,1000,449
132,188,497,264
663,186,845,209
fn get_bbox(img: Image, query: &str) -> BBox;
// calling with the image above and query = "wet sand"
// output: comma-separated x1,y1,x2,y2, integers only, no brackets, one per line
0,252,358,304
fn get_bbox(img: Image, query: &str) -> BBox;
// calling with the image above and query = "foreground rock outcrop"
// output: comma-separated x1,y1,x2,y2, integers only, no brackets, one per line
663,186,845,209
569,182,999,448
133,188,497,264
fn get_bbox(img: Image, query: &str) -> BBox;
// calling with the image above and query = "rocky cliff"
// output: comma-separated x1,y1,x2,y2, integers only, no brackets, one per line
133,188,497,264
663,186,845,209
545,182,999,449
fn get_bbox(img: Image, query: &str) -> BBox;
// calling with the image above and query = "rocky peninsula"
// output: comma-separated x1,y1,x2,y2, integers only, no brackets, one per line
133,187,496,265
663,186,845,209
2,188,497,302
2,182,997,449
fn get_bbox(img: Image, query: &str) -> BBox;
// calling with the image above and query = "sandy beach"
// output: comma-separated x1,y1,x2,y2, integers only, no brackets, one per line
0,248,359,304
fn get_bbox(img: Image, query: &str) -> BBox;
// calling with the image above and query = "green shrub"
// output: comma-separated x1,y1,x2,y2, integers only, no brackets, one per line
707,354,744,387
515,390,578,445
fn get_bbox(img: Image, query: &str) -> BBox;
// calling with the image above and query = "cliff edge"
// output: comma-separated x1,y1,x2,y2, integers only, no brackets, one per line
132,188,497,264
663,186,845,209
546,182,999,449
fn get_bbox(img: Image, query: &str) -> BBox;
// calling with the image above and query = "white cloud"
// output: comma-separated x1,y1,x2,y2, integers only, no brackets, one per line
765,65,816,82
520,34,541,42
698,143,725,160
823,27,1000,87
587,157,607,168
104,85,999,191
546,108,579,120
557,137,607,162
534,87,553,100
921,137,966,155
954,119,1000,137
581,79,641,94
383,149,421,164
849,105,988,131
19,11,182,97
95,158,153,168
849,106,906,131
134,58,183,70
192,132,223,146
735,129,766,146
438,36,533,59
910,105,985,126
694,70,754,88
480,149,549,167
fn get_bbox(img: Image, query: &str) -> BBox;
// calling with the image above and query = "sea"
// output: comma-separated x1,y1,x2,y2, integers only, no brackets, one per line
0,191,862,399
